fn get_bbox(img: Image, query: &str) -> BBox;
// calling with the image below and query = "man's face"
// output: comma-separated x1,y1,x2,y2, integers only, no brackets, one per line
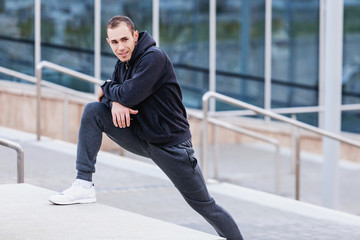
106,23,139,62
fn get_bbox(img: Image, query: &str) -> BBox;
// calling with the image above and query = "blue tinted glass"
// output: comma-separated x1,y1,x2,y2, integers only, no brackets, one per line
41,0,95,92
271,0,319,109
342,0,360,133
216,0,265,109
159,0,209,109
0,0,34,79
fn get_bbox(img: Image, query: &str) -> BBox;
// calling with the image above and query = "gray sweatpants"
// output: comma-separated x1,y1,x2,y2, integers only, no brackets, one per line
76,102,243,240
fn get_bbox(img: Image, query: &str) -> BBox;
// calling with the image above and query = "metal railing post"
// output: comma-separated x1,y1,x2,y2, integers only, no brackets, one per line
36,62,43,141
214,124,219,180
201,93,210,181
294,126,301,200
274,145,281,194
290,114,297,173
63,94,69,141
0,138,24,183
16,147,24,183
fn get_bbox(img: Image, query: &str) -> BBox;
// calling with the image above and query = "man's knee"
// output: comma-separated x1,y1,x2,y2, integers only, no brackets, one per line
82,102,106,117
80,102,110,127
84,101,103,112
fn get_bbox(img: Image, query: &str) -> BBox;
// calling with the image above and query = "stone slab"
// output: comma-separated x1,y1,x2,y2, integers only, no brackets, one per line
0,184,223,240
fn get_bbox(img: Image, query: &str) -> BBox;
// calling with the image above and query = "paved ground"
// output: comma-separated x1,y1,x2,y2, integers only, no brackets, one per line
1,126,360,239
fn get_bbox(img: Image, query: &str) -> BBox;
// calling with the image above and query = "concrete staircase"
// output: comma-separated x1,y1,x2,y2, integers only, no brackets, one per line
2,126,360,239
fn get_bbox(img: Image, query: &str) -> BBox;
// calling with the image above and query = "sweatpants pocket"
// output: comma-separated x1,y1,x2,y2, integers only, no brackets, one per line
184,144,198,169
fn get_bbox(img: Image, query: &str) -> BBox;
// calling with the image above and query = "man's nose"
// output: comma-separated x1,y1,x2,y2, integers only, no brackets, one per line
117,42,125,52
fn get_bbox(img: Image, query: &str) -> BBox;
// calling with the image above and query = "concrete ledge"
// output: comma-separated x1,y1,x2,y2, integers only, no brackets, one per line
208,183,360,227
0,184,223,240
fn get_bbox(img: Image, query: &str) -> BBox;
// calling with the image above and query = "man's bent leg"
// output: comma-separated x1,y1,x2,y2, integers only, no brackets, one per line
148,140,243,240
76,102,149,182
49,102,148,205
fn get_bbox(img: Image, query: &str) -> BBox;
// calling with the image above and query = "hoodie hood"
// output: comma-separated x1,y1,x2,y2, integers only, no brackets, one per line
128,31,156,65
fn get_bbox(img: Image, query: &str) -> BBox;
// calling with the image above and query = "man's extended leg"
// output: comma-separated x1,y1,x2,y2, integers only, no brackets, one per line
148,140,243,240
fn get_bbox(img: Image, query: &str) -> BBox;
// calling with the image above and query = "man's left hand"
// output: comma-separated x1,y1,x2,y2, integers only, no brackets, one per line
97,87,104,102
111,102,138,128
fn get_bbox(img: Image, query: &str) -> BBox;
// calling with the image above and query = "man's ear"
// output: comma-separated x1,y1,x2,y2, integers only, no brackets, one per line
106,38,110,44
134,30,139,42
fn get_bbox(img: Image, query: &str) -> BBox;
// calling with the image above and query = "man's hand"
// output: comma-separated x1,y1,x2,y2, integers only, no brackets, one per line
97,87,104,102
111,102,138,128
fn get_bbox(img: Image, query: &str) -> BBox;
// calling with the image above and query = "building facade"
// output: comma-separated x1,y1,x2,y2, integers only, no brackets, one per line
0,0,359,133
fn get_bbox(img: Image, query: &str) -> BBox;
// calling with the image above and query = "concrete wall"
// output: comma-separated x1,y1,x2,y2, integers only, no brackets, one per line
1,80,360,162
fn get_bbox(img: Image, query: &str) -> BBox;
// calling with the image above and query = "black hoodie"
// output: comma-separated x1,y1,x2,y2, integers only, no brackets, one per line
101,31,191,147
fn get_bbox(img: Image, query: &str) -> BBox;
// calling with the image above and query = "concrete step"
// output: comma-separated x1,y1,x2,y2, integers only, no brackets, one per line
3,126,360,239
0,183,223,240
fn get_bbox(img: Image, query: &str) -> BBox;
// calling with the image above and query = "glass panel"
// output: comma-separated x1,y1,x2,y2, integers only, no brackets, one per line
271,0,319,109
216,0,265,109
0,0,34,81
159,0,209,108
41,0,95,92
343,0,360,105
342,0,360,133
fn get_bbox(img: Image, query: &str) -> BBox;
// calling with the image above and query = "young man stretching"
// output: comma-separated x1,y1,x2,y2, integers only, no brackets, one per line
49,15,243,240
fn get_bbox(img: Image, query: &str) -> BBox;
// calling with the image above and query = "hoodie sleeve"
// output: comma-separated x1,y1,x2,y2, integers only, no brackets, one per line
100,95,112,109
102,49,166,107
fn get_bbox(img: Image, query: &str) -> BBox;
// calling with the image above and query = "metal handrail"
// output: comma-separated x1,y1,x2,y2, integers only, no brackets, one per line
0,66,96,101
36,61,102,140
201,91,360,199
0,137,24,183
187,110,281,193
209,103,360,119
0,65,97,141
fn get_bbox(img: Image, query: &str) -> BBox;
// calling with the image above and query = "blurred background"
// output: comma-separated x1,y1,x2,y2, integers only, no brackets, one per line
0,0,359,132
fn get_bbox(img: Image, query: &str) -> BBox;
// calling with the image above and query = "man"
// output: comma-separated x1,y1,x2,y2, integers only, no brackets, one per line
49,16,243,240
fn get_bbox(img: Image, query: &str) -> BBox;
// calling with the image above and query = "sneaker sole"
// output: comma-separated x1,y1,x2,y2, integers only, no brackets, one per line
49,198,96,205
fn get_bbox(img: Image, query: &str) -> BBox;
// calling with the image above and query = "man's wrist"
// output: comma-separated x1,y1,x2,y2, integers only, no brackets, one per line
100,79,111,88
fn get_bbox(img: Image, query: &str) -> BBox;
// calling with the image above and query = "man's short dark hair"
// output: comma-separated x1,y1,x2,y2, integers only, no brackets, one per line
107,16,135,33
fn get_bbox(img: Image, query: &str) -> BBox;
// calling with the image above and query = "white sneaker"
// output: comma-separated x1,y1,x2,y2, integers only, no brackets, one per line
48,180,96,205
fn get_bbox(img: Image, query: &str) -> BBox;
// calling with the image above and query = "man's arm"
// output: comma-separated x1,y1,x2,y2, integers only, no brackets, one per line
97,87,105,102
98,88,112,109
102,49,166,107
98,88,137,127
